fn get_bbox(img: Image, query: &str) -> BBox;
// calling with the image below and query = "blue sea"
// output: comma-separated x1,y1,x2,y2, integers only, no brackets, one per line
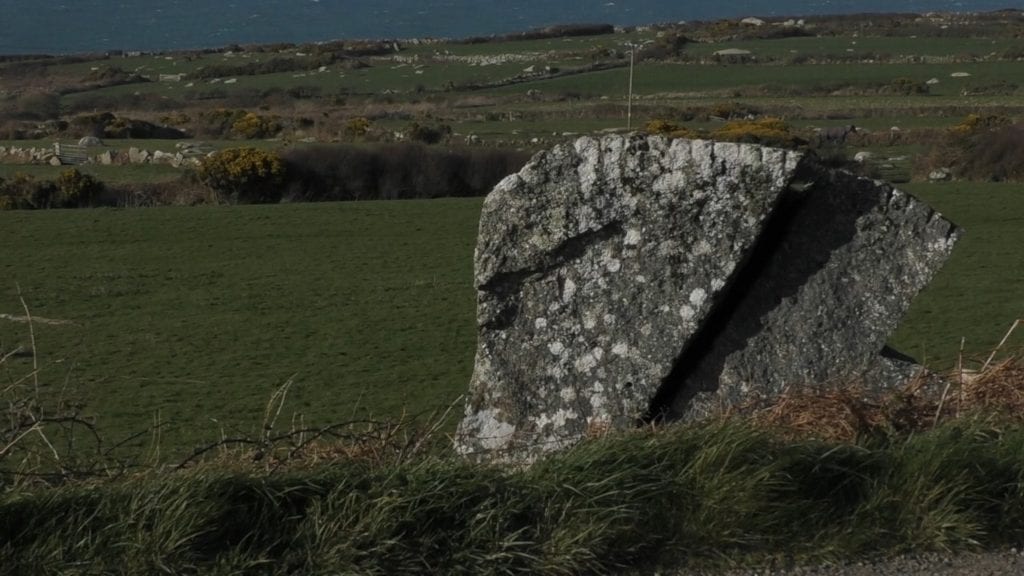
0,0,1016,54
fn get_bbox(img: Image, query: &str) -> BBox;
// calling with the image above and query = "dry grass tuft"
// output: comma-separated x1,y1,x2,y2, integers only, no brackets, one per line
750,322,1024,443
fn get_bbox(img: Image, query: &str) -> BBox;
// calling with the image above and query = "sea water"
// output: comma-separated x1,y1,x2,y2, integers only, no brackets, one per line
0,0,1015,54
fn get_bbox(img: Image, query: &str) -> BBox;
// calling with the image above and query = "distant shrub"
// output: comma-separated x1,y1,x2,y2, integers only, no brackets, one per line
406,122,452,145
639,33,691,60
954,123,1024,181
950,113,1013,136
711,117,805,148
55,169,104,207
0,173,59,210
708,102,761,120
197,148,286,204
917,117,1024,181
344,117,371,139
194,109,247,138
0,170,106,210
281,143,529,202
644,119,701,139
230,112,283,139
883,77,930,96
3,92,61,121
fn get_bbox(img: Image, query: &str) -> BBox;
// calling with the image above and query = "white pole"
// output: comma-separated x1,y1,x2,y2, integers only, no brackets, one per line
627,48,635,131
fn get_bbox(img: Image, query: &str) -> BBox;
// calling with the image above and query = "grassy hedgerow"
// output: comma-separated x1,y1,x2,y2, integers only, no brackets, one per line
3,414,1024,575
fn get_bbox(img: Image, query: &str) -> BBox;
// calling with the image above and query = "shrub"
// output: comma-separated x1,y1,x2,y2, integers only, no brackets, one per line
196,148,286,204
281,143,529,202
406,122,452,145
916,117,1024,182
55,169,104,208
949,113,1013,137
883,77,930,95
0,173,59,210
230,112,282,139
644,119,701,139
344,116,371,139
193,109,248,138
9,92,61,121
711,117,805,148
955,123,1024,181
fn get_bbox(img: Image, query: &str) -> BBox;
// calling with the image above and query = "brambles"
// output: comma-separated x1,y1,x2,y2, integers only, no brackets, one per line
196,147,286,204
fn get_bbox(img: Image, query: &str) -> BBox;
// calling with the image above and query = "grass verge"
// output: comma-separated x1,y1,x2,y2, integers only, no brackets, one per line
2,416,1024,574
3,339,1024,574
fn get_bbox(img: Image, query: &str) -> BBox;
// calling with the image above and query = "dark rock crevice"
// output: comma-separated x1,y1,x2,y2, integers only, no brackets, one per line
478,221,624,296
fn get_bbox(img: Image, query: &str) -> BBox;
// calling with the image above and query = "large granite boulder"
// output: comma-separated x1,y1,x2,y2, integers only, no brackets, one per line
456,135,959,459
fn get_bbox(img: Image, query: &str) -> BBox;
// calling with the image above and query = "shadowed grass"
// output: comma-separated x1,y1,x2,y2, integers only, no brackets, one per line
3,414,1024,574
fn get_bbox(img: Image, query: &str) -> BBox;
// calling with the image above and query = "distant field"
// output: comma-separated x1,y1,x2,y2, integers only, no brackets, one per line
2,183,1022,455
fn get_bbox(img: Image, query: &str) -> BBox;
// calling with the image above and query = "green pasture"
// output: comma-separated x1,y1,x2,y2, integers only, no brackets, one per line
892,182,1024,364
489,60,1024,98
2,182,1022,455
0,200,480,455
685,35,1024,59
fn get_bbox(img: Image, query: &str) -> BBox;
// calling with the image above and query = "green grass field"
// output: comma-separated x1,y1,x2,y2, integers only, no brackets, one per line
2,182,1022,456
0,200,480,454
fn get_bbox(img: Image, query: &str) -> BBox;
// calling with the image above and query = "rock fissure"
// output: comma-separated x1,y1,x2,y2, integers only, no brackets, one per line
478,221,624,296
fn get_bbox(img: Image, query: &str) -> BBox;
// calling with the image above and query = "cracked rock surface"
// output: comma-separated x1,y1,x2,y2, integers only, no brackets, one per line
455,135,959,459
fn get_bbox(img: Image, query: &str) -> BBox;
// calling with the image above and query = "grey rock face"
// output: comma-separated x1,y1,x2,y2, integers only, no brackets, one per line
672,165,960,419
457,135,801,457
456,135,959,460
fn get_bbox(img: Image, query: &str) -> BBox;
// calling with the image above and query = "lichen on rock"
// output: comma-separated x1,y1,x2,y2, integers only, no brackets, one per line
457,135,801,458
456,134,959,461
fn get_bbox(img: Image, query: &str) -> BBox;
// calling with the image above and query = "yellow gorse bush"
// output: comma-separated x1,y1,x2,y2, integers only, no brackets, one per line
197,147,286,204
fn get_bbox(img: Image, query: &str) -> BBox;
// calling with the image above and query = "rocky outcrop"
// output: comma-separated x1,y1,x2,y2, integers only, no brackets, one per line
456,135,959,460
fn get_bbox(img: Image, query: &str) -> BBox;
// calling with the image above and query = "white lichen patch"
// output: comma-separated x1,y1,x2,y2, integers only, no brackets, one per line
548,341,565,356
574,352,598,373
612,342,629,356
460,409,516,452
560,386,577,402
603,314,616,325
711,278,725,291
562,278,577,303
635,275,647,283
624,228,643,246
605,258,622,273
535,317,548,330
679,304,695,321
689,288,708,308
583,314,597,330
537,408,576,432
591,347,604,361
693,239,712,256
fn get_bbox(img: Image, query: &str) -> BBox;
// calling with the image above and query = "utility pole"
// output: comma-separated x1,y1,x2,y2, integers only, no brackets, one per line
625,41,652,132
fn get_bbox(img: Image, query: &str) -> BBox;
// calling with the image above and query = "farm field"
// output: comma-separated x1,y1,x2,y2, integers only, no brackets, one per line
2,180,1023,456
0,200,481,454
